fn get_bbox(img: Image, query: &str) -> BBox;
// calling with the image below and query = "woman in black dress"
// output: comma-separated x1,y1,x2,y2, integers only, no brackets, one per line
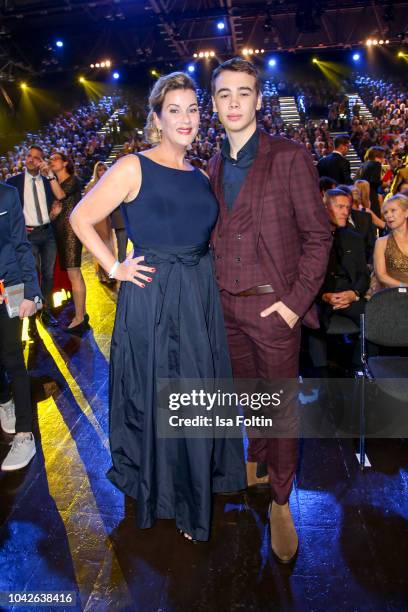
48,152,89,334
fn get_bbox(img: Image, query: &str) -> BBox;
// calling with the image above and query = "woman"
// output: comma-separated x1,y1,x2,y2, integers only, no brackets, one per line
70,72,246,541
357,146,386,218
354,178,386,231
85,162,115,283
47,152,90,334
374,194,408,288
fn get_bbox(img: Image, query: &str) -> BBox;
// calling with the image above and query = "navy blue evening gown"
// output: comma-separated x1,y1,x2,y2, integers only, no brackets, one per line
107,154,246,541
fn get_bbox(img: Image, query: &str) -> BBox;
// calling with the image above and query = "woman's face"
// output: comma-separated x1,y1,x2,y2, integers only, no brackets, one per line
383,201,408,230
50,153,67,173
155,88,199,148
97,164,107,178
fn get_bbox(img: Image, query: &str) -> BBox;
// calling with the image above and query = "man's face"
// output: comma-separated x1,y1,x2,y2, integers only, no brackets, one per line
26,148,43,172
212,70,262,134
327,195,351,227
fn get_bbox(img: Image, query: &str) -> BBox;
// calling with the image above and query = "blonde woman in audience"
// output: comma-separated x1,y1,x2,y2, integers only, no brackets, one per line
355,178,385,231
85,161,115,283
374,194,408,288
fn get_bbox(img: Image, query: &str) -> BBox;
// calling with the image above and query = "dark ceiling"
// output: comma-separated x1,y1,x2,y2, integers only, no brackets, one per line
0,0,407,80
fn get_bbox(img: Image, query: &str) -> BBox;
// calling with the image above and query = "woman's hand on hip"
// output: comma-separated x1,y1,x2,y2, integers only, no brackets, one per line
115,255,156,288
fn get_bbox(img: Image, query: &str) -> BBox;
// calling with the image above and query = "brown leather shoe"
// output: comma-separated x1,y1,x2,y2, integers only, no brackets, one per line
269,501,298,563
246,461,269,487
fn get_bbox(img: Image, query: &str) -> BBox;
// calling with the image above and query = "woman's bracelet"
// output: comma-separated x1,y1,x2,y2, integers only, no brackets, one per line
108,260,120,279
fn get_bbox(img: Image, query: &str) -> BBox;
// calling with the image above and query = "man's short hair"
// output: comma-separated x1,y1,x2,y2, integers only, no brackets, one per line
337,184,353,200
323,188,351,207
334,136,350,149
319,176,338,193
28,144,45,157
211,57,261,95
366,146,385,161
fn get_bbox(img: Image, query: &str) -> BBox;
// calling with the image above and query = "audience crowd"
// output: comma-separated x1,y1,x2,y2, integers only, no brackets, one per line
1,74,407,377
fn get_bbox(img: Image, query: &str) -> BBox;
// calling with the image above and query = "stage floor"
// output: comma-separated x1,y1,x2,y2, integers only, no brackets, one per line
1,254,407,611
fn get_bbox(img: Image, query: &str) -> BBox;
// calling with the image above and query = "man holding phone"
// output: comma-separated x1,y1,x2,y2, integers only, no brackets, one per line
0,181,42,471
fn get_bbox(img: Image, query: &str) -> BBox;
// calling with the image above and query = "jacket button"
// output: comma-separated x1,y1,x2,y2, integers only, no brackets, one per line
237,234,242,240
235,279,239,284
216,255,221,259
236,256,241,262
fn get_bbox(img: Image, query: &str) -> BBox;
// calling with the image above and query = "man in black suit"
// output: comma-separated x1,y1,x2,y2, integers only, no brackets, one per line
337,184,377,264
320,189,370,328
317,136,352,185
0,182,41,470
7,145,56,331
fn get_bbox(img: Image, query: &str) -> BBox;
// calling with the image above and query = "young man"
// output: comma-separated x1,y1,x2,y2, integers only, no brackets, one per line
209,58,332,562
0,182,42,470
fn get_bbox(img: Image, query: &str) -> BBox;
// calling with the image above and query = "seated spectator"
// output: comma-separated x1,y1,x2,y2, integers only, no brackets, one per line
317,136,352,185
373,194,408,288
354,179,386,231
337,184,376,264
319,189,370,329
319,176,337,196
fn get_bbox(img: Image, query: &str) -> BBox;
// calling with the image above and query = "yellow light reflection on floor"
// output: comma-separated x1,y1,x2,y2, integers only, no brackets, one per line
37,322,109,451
38,396,131,608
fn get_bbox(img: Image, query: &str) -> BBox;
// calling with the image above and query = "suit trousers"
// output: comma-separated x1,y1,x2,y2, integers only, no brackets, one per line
28,225,57,309
220,290,300,504
0,305,32,432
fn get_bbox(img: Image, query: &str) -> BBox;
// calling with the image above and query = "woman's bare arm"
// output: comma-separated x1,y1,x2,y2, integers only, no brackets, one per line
374,235,406,287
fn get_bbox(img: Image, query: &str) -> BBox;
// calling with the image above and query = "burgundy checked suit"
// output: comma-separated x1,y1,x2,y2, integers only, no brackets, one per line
209,130,332,503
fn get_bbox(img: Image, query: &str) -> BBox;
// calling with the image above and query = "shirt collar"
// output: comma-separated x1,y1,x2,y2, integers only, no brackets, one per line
221,128,260,164
25,169,42,181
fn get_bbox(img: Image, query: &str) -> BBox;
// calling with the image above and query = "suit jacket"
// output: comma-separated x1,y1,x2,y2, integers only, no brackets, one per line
321,227,370,297
317,151,352,184
0,182,41,300
7,171,54,214
349,208,376,264
208,130,333,329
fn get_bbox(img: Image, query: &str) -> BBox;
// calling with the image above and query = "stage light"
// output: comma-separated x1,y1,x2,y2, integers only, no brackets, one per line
90,64,95,68
113,72,120,79
204,51,209,58
193,53,198,58
20,82,27,90
248,49,254,55
187,64,195,73
106,60,111,67
312,57,318,63
398,51,405,57
199,51,204,58
79,76,85,83
210,51,215,57
268,58,277,67
385,39,390,44
379,39,384,45
217,21,225,31
261,49,265,53
100,61,106,68
242,48,248,56
95,63,100,68
352,53,360,61
255,49,260,54
366,39,372,46
372,39,378,45
56,40,63,48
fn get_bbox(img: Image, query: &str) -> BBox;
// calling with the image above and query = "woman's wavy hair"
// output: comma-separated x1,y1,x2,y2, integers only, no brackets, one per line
144,72,196,145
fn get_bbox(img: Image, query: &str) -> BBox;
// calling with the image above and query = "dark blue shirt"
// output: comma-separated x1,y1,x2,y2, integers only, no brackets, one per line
221,128,259,210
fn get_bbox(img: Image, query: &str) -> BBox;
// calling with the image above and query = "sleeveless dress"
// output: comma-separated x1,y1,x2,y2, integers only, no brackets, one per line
385,233,408,286
107,154,246,541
